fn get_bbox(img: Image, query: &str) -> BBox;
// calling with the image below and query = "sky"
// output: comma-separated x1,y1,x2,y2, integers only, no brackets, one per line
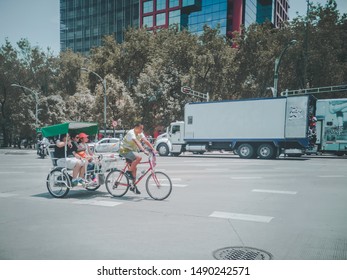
0,0,346,56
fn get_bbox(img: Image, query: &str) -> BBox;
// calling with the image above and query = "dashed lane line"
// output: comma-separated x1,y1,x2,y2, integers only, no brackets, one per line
318,175,346,178
73,200,123,207
173,184,188,188
230,176,263,180
0,193,18,198
209,211,274,223
252,189,297,195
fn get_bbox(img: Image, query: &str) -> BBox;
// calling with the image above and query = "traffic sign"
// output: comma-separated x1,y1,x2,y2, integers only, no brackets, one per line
112,120,118,127
181,86,191,94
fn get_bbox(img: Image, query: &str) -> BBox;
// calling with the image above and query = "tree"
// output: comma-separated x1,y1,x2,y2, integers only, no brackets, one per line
56,49,84,96
0,40,33,146
186,26,238,100
135,59,183,131
36,94,67,126
102,75,137,129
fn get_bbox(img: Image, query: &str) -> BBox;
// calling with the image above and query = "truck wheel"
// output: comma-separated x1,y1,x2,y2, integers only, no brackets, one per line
157,143,169,156
257,144,275,159
237,144,255,159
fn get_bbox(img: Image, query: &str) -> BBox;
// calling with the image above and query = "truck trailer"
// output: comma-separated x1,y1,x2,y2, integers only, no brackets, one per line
155,95,315,159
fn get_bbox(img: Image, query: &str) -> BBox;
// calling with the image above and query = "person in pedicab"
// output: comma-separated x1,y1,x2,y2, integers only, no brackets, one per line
54,133,86,187
76,132,98,182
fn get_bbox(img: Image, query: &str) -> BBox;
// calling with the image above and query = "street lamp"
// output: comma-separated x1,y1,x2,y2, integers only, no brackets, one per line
81,68,107,135
273,39,297,97
11,84,40,128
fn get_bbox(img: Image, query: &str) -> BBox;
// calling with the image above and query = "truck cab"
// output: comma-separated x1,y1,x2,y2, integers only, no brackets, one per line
155,121,185,156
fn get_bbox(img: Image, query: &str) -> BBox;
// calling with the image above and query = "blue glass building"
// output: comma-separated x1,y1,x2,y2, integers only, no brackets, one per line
140,0,289,37
60,0,140,54
60,0,289,53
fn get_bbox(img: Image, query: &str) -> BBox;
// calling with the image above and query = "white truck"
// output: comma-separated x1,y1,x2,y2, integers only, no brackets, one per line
312,97,347,156
154,95,347,158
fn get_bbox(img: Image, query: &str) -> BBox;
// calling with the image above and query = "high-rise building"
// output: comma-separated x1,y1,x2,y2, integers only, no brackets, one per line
140,0,289,37
60,0,289,53
60,0,140,54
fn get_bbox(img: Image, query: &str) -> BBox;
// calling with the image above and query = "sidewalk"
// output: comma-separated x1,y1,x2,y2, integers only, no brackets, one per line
0,147,37,155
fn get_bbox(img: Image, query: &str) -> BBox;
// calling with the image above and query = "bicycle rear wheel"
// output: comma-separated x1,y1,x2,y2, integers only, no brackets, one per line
46,168,70,198
146,171,172,200
105,170,129,197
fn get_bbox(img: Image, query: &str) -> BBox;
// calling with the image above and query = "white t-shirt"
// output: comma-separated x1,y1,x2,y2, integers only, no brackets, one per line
120,129,145,153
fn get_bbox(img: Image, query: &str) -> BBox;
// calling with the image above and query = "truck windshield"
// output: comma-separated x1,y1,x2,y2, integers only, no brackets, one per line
172,125,180,134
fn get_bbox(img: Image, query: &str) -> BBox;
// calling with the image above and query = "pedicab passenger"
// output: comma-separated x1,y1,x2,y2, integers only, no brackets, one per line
75,132,94,168
54,134,86,186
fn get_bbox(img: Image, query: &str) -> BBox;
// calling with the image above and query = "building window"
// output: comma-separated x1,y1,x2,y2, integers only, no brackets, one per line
143,15,153,27
156,0,166,11
182,0,195,7
169,10,180,26
169,0,179,8
156,13,166,26
143,0,153,13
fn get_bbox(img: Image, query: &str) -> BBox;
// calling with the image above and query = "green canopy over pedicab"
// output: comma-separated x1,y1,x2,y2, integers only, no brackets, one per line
40,121,98,138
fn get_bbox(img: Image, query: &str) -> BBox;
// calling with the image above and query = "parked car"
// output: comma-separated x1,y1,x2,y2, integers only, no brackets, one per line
92,138,120,153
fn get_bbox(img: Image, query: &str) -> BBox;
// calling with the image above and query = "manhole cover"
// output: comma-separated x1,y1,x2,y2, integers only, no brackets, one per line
213,246,273,260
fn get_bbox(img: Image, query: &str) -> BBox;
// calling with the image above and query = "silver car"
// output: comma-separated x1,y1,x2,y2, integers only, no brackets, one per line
94,138,120,153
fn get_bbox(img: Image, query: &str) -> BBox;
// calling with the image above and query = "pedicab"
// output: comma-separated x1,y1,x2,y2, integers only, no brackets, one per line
42,122,118,198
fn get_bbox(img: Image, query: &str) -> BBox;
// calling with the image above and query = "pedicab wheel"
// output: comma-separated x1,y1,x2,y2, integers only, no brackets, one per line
46,168,70,198
105,170,129,197
146,171,172,200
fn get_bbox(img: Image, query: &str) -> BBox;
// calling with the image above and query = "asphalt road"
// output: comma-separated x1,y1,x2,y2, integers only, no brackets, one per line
0,149,346,260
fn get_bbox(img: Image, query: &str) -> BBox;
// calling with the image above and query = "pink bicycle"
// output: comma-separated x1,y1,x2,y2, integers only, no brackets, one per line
105,151,172,200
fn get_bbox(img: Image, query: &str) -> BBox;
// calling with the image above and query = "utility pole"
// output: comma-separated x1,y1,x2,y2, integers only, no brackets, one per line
303,0,310,89
273,40,297,97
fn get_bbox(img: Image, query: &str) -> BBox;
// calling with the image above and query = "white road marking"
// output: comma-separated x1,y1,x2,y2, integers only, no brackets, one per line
73,200,123,207
318,175,346,178
193,164,219,167
168,170,227,174
173,184,188,188
209,211,274,223
0,171,26,174
170,178,182,181
252,189,297,195
205,168,230,172
230,176,263,180
0,193,18,198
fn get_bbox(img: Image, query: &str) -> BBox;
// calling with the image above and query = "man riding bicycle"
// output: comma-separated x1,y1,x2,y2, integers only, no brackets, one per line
119,122,156,194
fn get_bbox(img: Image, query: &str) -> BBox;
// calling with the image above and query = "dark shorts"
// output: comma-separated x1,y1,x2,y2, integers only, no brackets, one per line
121,151,140,163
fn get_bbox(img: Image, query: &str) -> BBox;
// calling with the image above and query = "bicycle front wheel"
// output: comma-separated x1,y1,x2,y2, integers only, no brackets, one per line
146,171,172,200
105,170,129,197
